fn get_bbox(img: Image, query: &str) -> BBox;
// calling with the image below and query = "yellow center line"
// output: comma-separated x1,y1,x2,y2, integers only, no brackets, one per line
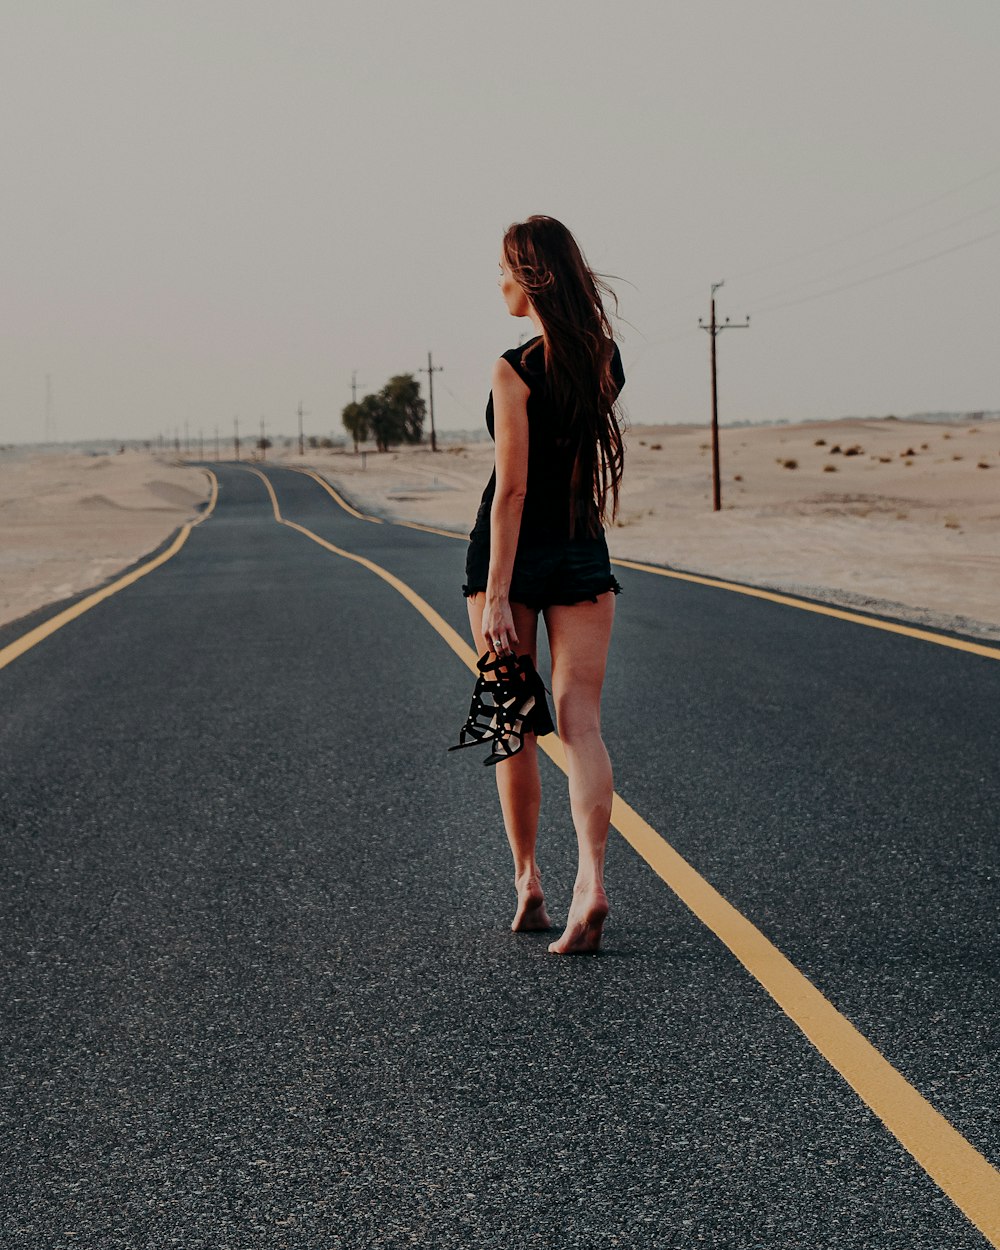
288,465,467,539
293,466,384,523
393,519,467,538
250,461,1000,1245
0,468,219,674
610,557,1000,662
287,464,1000,662
246,466,472,668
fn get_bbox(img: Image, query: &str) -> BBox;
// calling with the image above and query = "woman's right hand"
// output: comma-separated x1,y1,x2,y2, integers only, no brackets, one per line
482,594,519,654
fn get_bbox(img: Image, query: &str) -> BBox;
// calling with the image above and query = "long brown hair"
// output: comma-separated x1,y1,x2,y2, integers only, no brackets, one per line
502,215,624,539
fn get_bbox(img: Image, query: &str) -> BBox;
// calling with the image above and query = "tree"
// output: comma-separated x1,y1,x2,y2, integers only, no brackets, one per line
343,372,427,453
380,374,426,446
360,393,391,453
341,400,368,452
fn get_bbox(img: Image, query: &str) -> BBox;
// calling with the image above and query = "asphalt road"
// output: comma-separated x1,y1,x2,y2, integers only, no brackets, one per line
1,461,997,1249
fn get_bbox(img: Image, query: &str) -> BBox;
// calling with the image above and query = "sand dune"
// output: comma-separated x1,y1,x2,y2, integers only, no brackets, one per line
0,450,210,628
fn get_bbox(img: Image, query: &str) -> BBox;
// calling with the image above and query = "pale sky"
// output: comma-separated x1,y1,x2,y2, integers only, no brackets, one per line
2,1,998,445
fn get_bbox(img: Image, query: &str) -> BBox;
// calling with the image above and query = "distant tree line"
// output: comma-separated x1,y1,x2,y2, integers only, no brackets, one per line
342,374,426,453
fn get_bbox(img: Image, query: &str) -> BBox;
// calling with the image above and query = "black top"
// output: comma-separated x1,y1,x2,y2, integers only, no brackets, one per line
473,336,625,544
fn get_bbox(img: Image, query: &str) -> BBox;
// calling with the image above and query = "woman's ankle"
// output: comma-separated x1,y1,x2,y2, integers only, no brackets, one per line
515,863,542,889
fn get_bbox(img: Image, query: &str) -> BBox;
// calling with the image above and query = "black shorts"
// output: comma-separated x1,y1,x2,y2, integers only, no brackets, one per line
462,530,622,611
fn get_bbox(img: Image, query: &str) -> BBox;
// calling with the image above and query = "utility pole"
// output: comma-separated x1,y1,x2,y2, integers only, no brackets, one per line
259,416,266,461
698,281,749,512
350,372,364,454
174,427,180,455
419,351,443,452
44,373,54,442
234,416,241,461
297,400,308,456
184,421,190,456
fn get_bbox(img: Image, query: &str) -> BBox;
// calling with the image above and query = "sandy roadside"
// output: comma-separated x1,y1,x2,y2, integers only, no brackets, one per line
0,448,211,630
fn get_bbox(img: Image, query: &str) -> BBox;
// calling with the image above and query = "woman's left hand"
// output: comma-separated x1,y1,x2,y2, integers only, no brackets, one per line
481,596,519,654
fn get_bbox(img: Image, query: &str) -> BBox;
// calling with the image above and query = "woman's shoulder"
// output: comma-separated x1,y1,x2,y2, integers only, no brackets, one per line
499,336,545,387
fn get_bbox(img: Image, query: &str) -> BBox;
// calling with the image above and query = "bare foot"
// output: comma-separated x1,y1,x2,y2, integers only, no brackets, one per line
547,887,609,955
511,875,552,932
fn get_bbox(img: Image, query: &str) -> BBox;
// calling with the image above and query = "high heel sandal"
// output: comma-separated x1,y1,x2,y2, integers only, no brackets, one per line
448,651,555,766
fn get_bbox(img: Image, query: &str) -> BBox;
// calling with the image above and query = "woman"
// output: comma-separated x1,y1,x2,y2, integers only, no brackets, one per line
461,215,626,956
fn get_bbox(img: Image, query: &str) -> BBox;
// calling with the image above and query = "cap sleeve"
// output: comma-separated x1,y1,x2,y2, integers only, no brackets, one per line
500,341,544,387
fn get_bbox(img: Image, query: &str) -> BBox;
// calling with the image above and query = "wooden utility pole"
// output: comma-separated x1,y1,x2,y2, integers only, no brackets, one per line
419,352,443,452
259,417,266,461
351,371,359,404
234,416,241,461
44,373,54,442
297,400,308,456
699,281,749,511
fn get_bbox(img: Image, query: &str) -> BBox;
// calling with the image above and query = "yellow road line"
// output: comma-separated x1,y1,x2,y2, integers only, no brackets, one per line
251,462,1000,1246
610,557,1000,662
193,465,219,524
0,468,219,675
294,466,383,523
291,465,467,538
290,464,1000,662
386,517,465,539
247,468,472,667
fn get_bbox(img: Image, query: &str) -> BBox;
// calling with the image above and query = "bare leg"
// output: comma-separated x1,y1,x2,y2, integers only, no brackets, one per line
543,592,616,954
466,593,551,931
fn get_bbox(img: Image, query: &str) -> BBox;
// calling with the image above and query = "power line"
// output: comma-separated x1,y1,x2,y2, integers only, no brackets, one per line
728,159,1000,286
748,222,1000,317
741,203,1000,309
439,379,479,423
641,158,1000,328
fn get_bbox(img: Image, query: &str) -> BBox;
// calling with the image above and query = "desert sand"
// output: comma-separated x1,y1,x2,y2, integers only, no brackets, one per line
0,448,210,629
2,418,997,642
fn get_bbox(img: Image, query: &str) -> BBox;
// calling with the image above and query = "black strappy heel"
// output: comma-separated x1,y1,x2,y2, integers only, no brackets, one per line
448,651,555,766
